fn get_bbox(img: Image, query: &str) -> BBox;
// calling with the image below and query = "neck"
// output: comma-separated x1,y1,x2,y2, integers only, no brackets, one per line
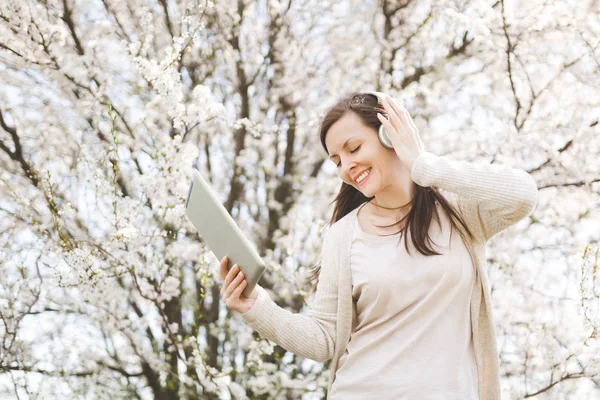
370,180,415,208
366,159,416,217
367,199,411,219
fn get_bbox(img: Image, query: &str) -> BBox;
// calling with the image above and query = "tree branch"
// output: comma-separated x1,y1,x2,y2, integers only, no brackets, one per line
61,0,84,56
538,178,600,190
500,0,522,130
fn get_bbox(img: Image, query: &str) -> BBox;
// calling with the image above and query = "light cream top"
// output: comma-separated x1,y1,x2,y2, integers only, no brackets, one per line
241,151,539,400
328,202,478,399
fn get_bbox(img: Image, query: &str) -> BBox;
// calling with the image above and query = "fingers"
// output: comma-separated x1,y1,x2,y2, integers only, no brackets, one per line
377,112,395,139
380,96,404,134
232,279,248,298
389,96,413,131
380,96,422,144
391,98,423,149
221,267,246,301
218,256,251,307
394,98,418,133
223,263,239,291
219,255,229,280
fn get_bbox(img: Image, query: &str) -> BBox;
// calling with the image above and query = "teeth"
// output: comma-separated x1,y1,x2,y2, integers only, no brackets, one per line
356,168,371,183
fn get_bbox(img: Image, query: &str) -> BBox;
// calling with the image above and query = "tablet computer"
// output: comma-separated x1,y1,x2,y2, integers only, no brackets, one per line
185,169,266,298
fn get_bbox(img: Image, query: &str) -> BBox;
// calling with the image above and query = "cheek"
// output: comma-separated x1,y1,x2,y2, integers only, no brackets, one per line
337,171,352,185
340,173,350,184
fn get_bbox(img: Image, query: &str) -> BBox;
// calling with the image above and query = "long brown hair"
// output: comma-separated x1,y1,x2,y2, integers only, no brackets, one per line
308,92,474,292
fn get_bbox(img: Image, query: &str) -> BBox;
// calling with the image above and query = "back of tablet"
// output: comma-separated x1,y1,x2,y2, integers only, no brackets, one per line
185,169,266,298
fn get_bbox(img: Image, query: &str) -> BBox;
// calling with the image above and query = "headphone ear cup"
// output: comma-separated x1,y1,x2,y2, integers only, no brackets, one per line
360,90,395,149
378,125,394,149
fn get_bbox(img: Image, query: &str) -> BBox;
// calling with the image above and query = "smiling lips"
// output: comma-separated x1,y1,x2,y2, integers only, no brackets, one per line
354,168,372,184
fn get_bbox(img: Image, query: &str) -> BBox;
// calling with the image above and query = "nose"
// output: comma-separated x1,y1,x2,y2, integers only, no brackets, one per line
342,160,358,182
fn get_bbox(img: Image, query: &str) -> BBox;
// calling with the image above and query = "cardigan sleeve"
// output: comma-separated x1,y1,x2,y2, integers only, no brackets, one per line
410,151,538,242
239,228,338,362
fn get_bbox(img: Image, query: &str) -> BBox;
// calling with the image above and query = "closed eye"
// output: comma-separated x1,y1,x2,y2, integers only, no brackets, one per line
335,145,361,168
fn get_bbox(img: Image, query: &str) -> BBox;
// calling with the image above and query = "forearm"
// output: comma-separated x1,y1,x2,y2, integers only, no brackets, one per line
241,285,336,362
411,152,538,222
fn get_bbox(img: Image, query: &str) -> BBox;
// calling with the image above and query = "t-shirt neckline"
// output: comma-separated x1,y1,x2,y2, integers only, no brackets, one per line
354,202,402,241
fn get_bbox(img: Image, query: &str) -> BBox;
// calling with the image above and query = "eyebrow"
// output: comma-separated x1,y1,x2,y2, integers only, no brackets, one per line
329,136,357,160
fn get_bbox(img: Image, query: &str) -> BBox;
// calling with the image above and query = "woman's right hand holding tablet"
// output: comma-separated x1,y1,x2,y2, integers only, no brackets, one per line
219,255,258,314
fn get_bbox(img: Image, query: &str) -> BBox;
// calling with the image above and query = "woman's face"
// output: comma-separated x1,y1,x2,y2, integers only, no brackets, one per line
325,111,406,197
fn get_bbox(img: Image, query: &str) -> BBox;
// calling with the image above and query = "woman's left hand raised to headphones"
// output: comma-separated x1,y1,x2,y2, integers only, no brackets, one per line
376,95,425,171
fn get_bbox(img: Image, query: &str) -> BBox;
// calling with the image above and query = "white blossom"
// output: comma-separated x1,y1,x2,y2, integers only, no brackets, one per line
0,0,598,398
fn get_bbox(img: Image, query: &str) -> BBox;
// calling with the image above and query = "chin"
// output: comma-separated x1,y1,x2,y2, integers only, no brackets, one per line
349,177,376,195
356,183,374,196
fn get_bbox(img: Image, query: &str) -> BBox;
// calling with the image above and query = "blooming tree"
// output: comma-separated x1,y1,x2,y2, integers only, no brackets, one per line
0,0,598,399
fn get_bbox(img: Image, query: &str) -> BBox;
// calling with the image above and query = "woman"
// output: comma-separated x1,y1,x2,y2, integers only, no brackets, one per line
218,92,538,399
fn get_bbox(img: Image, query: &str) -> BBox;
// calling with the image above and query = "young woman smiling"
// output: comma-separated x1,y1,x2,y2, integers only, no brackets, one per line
219,92,538,400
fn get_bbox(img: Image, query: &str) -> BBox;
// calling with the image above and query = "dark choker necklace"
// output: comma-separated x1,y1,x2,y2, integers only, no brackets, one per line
368,199,409,210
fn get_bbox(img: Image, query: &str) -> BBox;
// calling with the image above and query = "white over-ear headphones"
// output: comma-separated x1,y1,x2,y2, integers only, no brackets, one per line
360,91,394,150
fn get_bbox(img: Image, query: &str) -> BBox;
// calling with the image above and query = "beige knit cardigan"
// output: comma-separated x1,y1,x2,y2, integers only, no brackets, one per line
242,151,539,400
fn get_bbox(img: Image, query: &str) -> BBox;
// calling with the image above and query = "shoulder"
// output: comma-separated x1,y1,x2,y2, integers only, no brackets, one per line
320,206,358,255
330,206,358,235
